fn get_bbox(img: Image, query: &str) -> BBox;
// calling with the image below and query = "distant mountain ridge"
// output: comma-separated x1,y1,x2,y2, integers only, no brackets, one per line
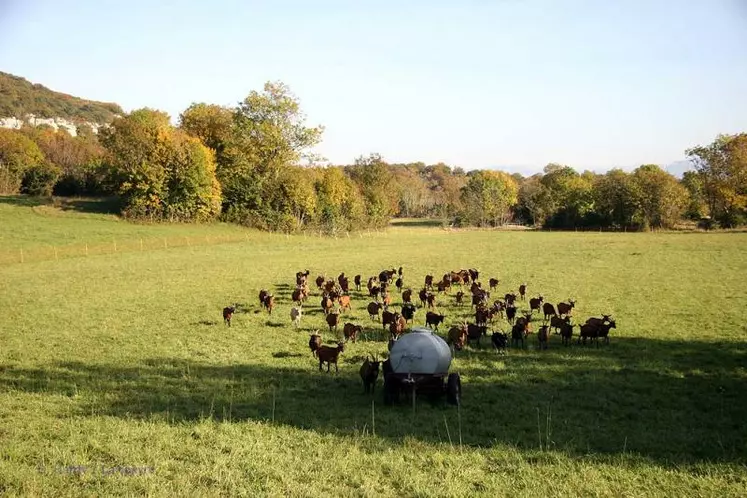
0,71,123,126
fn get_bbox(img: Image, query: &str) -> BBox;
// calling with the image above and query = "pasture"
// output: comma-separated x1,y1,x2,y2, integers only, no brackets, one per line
1,197,746,497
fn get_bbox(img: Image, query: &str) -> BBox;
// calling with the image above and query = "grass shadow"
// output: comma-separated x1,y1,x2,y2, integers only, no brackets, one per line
1,337,745,467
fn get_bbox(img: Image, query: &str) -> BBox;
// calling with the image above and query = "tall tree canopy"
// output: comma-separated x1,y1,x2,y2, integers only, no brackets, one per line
459,170,518,227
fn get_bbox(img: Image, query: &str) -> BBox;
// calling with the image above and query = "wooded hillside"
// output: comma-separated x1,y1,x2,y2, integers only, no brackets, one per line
0,72,123,123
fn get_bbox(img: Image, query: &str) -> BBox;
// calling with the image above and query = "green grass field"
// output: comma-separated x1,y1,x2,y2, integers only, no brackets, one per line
1,197,746,497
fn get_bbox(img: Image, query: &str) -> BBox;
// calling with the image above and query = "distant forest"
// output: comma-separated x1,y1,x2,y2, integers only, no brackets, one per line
0,75,745,231
0,72,122,123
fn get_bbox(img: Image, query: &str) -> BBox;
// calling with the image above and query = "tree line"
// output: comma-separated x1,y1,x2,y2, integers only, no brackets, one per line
0,80,745,230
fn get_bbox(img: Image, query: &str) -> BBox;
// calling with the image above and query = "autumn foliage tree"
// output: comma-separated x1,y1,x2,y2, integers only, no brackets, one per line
101,108,221,221
0,128,44,194
459,170,518,226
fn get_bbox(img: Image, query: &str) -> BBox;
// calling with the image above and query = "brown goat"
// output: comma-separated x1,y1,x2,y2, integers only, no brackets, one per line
315,275,325,289
309,333,322,356
360,355,380,394
262,295,275,314
367,302,383,321
425,311,445,331
354,274,362,291
317,342,345,372
455,291,465,306
402,289,413,304
343,322,362,343
338,295,352,312
529,295,544,314
321,295,334,315
259,289,269,306
489,278,499,291
326,312,340,332
382,309,398,331
542,302,557,321
557,300,576,316
518,283,527,300
447,324,468,350
223,306,235,327
424,274,434,290
389,315,406,339
537,325,549,350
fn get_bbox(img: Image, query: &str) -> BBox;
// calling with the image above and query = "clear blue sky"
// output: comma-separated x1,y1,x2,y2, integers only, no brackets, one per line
1,0,746,174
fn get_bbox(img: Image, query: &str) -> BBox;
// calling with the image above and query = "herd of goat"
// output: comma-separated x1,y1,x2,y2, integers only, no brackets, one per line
221,267,617,377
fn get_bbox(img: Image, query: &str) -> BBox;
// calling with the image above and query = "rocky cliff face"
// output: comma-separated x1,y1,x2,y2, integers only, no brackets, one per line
0,115,104,136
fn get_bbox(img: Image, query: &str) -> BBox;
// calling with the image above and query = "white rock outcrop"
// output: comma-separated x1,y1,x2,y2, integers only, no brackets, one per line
0,115,103,136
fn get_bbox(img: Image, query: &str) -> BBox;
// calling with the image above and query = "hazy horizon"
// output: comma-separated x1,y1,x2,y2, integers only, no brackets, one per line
1,0,745,175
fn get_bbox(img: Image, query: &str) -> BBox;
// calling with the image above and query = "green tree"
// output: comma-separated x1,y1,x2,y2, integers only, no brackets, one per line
315,166,365,233
21,162,60,196
347,153,397,227
0,128,44,194
593,169,638,228
631,164,688,229
179,103,233,159
686,133,747,227
680,170,708,220
517,174,553,226
220,82,324,222
101,108,221,221
460,170,518,227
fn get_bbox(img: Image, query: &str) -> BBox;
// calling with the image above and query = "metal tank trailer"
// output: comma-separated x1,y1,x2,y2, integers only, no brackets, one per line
383,327,461,406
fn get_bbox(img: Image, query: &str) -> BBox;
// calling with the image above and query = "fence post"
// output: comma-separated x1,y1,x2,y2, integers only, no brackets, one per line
114,240,117,252
140,239,144,251
85,244,88,256
20,249,23,263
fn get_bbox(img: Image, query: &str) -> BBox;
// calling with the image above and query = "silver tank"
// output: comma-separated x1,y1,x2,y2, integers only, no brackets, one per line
389,327,452,375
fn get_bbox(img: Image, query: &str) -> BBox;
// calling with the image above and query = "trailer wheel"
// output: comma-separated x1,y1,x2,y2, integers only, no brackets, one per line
446,373,461,406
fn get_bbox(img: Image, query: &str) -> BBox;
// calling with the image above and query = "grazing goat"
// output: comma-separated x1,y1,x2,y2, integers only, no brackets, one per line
309,333,322,356
315,275,325,289
447,324,468,350
382,310,398,331
290,306,302,328
504,292,517,305
292,288,304,305
518,283,527,301
296,269,310,286
426,293,436,309
489,278,499,291
321,295,334,315
468,268,479,282
389,315,406,339
550,315,571,334
418,288,429,307
395,277,403,292
382,292,392,308
262,294,275,314
343,322,362,343
354,275,362,291
223,306,235,327
511,320,530,348
326,312,340,332
529,295,544,314
467,323,487,346
338,295,352,312
542,302,557,322
537,325,549,350
455,291,465,306
317,342,345,372
491,331,508,353
475,306,491,326
437,281,450,293
425,311,445,331
259,289,269,306
506,304,517,324
402,289,413,304
557,299,576,316
424,275,434,290
401,303,416,323
360,355,381,394
367,302,383,321
337,272,346,288
559,321,574,346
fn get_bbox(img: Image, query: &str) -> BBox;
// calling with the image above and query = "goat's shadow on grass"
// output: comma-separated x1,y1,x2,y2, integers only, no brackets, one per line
1,337,745,467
